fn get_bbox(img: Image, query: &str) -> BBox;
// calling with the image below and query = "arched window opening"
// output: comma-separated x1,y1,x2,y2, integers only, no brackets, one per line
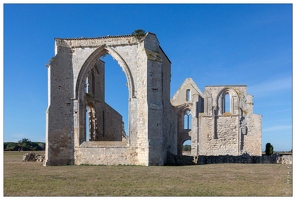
82,53,129,142
186,89,191,101
85,77,89,94
85,106,89,141
91,70,95,95
183,110,192,130
182,140,191,155
224,93,230,113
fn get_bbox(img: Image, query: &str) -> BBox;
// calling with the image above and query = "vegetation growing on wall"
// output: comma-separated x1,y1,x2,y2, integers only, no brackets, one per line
131,29,146,40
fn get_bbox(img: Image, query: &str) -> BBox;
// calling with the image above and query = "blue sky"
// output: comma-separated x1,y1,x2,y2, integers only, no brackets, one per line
3,4,292,151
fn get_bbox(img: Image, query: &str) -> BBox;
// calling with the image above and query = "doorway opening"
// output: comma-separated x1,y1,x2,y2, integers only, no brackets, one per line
182,140,191,155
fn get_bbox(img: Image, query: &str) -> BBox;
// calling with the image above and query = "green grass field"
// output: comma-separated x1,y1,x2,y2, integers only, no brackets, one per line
3,151,293,196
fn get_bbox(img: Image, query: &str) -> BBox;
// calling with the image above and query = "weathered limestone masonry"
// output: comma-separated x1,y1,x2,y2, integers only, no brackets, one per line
44,33,176,166
171,78,204,158
199,86,262,156
197,154,292,165
170,80,262,160
45,32,262,166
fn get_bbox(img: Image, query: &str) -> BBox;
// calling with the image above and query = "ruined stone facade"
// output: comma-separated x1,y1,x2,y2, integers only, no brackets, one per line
45,33,261,166
171,79,262,158
199,85,262,156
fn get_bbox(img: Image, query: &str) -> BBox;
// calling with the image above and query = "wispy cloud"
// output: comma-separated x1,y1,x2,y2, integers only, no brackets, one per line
266,108,292,113
248,76,292,97
4,133,26,142
263,125,292,132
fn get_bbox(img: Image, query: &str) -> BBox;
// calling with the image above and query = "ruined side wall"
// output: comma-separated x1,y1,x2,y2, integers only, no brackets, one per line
243,114,262,155
92,60,105,141
167,107,178,155
103,103,124,141
241,94,262,156
144,34,166,165
159,47,177,156
45,46,74,166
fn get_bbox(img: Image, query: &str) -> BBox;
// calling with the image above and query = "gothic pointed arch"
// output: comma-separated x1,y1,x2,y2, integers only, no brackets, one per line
75,45,135,100
216,88,239,115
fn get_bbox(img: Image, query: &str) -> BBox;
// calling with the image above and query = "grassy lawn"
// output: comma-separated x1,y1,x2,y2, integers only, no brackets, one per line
3,151,292,196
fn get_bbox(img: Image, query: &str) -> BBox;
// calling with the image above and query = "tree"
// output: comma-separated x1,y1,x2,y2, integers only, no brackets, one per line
5,142,19,151
265,143,274,156
4,138,45,151
18,138,31,144
18,138,32,151
131,29,146,39
183,145,191,151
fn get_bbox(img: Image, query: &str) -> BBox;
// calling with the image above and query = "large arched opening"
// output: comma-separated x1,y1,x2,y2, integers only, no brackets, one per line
75,46,134,146
103,54,129,136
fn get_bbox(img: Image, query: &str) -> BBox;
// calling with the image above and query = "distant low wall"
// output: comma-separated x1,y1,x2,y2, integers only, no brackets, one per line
197,153,292,165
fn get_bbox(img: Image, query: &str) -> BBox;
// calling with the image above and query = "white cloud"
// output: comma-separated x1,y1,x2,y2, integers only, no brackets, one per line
248,76,292,97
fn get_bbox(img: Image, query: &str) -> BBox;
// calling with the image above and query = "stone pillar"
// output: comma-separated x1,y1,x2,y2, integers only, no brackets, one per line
44,45,74,166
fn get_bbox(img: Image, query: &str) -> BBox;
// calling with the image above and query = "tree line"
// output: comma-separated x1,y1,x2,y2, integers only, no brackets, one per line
183,145,191,151
4,138,45,151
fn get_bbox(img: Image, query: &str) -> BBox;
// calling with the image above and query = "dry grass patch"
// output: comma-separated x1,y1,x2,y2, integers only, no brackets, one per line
4,151,292,196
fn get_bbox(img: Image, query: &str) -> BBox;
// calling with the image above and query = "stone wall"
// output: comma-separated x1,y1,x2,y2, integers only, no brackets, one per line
242,114,262,155
199,116,240,155
199,85,262,156
74,141,133,165
160,45,178,159
197,154,292,165
45,33,174,166
171,78,204,156
145,33,168,165
103,103,124,141
45,45,75,166
45,33,262,166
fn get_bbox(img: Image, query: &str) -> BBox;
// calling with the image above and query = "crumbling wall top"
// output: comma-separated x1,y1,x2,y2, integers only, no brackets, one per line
54,32,157,48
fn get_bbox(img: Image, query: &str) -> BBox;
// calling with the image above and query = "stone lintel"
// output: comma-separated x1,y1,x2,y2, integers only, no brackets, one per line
55,35,138,48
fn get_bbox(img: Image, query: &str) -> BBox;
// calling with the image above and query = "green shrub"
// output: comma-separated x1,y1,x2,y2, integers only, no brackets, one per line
131,29,146,39
265,143,274,156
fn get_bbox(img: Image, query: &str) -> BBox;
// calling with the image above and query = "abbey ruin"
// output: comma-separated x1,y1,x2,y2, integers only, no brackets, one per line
44,33,262,166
